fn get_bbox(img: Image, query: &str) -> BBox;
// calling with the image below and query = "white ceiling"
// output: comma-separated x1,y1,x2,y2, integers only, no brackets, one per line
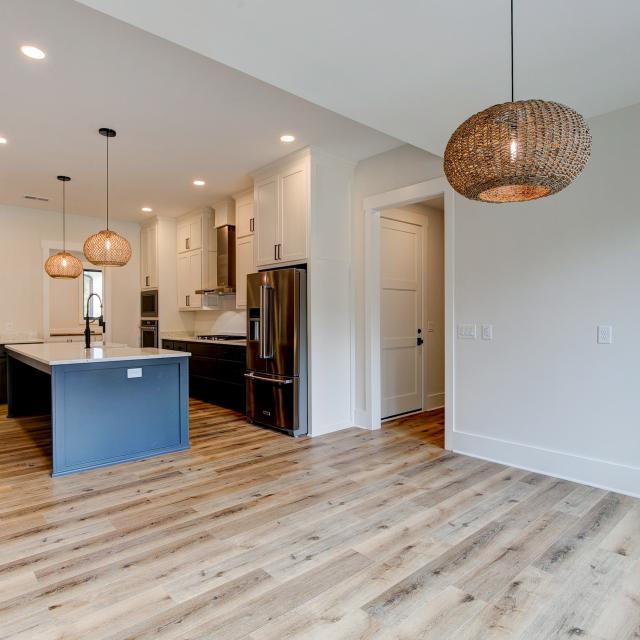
0,0,401,222
78,0,640,157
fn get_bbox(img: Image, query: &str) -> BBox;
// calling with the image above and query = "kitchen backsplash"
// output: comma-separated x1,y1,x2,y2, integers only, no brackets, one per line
193,307,246,336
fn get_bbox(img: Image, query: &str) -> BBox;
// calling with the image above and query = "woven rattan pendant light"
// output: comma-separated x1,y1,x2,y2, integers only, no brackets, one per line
44,176,83,279
83,128,132,266
444,0,591,203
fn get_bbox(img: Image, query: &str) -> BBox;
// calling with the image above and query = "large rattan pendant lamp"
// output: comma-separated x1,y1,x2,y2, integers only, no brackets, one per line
83,127,132,266
444,0,592,203
44,176,83,279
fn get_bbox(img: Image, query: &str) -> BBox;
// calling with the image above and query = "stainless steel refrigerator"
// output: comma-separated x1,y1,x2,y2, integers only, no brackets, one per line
245,268,307,436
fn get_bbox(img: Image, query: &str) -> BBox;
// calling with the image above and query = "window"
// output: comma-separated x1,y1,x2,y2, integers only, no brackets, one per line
82,269,104,319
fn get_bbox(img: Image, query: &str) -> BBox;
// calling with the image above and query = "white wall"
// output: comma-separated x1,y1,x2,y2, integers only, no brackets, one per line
0,204,140,346
193,306,246,335
352,102,640,497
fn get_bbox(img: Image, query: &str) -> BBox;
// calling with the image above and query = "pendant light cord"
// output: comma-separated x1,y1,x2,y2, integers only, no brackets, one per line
510,0,514,102
62,180,66,252
105,133,110,230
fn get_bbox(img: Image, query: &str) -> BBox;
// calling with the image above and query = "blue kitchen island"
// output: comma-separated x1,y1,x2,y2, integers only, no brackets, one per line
5,342,190,477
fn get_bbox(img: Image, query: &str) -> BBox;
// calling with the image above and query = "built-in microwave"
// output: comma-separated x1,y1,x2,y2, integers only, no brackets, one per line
141,289,159,318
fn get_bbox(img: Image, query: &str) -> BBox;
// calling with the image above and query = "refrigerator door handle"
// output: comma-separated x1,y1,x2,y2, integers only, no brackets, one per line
259,284,273,359
244,372,293,384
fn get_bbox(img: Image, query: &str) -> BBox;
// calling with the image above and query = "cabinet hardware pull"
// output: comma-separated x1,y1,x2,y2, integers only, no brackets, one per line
274,244,277,261
277,243,281,260
186,237,190,250
250,218,254,232
145,276,149,287
186,295,190,307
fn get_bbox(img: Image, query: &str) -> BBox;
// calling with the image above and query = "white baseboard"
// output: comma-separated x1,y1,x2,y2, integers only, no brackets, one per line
452,430,640,499
426,392,445,411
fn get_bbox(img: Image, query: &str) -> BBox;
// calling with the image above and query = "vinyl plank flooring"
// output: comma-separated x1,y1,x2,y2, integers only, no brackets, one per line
0,400,637,639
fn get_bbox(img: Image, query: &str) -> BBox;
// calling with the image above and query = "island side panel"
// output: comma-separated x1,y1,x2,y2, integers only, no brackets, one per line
6,355,52,418
51,356,189,476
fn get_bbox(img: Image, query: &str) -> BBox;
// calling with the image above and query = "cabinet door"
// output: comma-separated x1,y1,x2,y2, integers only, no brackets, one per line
255,175,279,267
177,222,190,253
189,218,203,251
235,235,255,309
146,224,158,288
140,226,150,287
280,162,308,263
236,198,254,238
177,254,190,309
188,250,203,308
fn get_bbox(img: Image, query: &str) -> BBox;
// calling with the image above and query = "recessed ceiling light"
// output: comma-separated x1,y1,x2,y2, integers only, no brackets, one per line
20,45,46,60
280,134,295,143
141,207,152,212
193,180,205,186
0,137,7,144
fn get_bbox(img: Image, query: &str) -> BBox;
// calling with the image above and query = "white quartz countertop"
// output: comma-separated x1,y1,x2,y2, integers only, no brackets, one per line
5,342,191,366
0,336,44,345
161,333,247,347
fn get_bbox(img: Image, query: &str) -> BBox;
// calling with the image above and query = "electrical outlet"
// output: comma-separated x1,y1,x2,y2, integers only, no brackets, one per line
597,325,612,344
457,324,477,339
481,324,493,340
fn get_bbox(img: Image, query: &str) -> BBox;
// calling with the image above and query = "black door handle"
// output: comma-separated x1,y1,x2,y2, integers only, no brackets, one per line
417,337,424,346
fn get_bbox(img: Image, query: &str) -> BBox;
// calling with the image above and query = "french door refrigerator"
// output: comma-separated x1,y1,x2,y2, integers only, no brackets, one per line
245,268,307,436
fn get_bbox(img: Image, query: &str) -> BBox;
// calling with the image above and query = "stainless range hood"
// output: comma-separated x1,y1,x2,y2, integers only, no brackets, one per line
196,224,236,295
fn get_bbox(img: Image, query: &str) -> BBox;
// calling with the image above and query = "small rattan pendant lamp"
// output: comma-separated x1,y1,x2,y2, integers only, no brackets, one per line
44,176,83,279
83,128,132,266
444,0,592,203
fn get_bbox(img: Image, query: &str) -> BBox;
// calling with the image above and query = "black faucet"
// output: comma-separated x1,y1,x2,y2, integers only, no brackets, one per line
84,293,105,349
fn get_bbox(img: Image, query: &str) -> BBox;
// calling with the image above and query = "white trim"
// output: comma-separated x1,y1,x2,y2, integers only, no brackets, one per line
426,392,445,411
453,430,640,499
363,177,455,451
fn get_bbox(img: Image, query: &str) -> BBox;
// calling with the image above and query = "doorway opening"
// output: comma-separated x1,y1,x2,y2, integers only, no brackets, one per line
379,197,445,444
362,176,454,449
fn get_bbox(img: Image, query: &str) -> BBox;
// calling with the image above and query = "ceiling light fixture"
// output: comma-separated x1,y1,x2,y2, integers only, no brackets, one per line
0,137,7,144
141,207,152,212
20,45,46,60
280,134,295,143
83,128,132,267
193,179,205,186
444,0,591,203
44,176,83,279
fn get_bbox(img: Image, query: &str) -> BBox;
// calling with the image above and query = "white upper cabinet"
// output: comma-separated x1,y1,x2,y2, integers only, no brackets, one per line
280,161,308,263
175,208,213,310
255,175,280,267
235,235,255,309
234,190,255,238
253,154,309,268
177,216,203,253
140,222,158,289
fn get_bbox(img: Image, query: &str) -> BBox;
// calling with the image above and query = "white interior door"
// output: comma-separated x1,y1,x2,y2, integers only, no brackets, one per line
380,217,423,419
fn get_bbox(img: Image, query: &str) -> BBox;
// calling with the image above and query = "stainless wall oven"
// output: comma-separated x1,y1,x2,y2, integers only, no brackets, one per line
245,268,307,436
140,319,158,348
141,289,158,317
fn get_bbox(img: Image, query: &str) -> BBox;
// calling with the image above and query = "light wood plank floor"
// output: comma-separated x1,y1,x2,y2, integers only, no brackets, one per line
0,400,638,639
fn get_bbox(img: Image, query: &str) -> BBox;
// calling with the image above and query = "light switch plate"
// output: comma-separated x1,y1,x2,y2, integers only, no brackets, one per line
427,320,435,332
457,324,477,339
127,368,143,378
481,324,493,340
597,326,612,344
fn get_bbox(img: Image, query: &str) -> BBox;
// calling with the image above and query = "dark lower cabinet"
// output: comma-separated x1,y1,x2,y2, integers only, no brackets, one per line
0,346,7,405
162,340,246,413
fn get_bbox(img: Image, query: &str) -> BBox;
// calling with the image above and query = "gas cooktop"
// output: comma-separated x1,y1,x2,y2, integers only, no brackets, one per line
196,334,246,342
